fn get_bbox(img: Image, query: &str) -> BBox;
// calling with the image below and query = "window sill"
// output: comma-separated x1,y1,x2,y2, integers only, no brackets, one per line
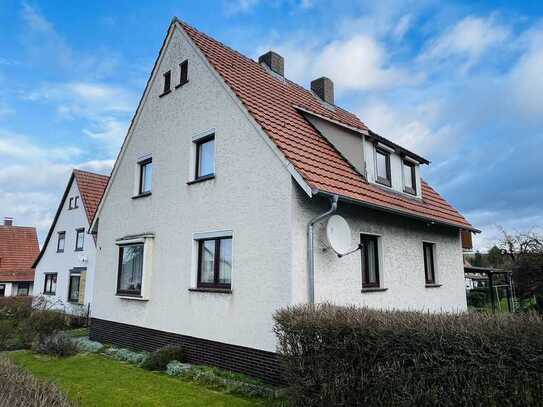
361,287,388,293
68,300,82,304
376,178,392,188
74,248,83,252
425,284,442,288
43,292,56,296
175,80,189,89
56,250,64,253
132,191,152,199
403,187,416,195
159,89,171,98
187,174,215,185
189,287,232,294
116,294,148,301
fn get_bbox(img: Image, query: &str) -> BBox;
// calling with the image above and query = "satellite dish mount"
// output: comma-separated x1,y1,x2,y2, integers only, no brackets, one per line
326,215,362,258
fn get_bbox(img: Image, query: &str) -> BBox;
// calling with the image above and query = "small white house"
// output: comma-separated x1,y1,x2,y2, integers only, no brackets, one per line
33,170,108,315
88,19,478,383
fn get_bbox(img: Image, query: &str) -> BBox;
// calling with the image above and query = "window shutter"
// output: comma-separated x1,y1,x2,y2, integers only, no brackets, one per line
79,270,86,304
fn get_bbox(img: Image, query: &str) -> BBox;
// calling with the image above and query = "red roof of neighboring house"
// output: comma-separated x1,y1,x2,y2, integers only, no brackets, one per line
73,169,110,225
0,225,39,282
179,21,475,231
32,169,109,268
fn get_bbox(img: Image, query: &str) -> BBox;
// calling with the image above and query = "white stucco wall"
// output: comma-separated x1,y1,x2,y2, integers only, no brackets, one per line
33,180,96,315
92,25,294,352
292,190,467,311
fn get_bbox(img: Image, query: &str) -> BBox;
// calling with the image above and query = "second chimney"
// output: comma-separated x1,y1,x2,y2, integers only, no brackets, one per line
258,51,284,76
3,217,13,226
311,77,334,105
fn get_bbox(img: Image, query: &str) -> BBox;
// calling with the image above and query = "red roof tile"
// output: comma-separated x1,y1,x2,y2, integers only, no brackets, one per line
0,226,39,282
180,21,475,231
74,170,110,225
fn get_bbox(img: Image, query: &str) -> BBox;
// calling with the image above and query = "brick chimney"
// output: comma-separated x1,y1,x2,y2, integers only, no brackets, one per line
258,51,284,76
311,77,334,105
3,217,13,226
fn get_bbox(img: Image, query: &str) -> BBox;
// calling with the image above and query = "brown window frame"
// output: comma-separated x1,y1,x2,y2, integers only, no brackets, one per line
16,282,31,296
57,231,66,253
177,60,189,87
75,228,85,251
375,148,391,187
403,160,416,195
423,242,436,285
197,237,232,290
194,134,215,181
116,243,144,297
160,70,171,96
138,158,152,195
68,272,81,303
74,196,79,208
361,234,380,288
43,273,57,295
68,197,74,210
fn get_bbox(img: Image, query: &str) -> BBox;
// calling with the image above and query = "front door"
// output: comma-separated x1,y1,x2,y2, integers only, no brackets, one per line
0,284,5,297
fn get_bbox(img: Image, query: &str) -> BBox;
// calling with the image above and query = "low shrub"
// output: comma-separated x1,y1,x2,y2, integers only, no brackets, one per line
274,304,543,407
141,344,186,371
34,332,79,357
104,347,147,365
467,289,488,308
75,337,104,353
0,320,16,350
0,355,73,407
18,310,67,346
0,296,32,321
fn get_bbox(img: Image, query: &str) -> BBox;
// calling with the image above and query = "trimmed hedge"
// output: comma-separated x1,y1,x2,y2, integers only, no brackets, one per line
274,304,543,407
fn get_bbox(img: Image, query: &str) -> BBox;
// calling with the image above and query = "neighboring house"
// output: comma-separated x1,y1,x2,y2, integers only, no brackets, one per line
88,19,477,383
32,170,109,315
0,218,39,297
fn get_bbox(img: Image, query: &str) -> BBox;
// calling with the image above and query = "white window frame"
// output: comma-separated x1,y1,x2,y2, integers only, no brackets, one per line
189,129,216,182
133,153,152,197
115,234,155,300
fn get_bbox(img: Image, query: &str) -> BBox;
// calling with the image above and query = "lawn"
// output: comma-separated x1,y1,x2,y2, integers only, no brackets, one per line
9,351,275,407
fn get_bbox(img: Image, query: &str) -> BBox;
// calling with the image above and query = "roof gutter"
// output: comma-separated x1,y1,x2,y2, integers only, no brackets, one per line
307,195,339,304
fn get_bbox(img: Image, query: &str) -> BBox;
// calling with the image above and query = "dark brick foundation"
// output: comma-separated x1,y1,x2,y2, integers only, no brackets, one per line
89,318,282,385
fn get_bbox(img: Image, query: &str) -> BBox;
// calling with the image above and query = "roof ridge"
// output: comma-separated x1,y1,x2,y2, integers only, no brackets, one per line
73,168,110,178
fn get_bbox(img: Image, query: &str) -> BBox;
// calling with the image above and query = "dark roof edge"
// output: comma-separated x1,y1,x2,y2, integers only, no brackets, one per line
316,190,480,233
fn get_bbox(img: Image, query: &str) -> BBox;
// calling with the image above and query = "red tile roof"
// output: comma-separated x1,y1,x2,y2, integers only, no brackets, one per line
74,170,110,225
0,225,39,282
180,21,475,231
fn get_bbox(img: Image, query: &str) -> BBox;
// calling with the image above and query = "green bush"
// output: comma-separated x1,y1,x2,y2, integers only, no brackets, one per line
274,304,543,407
104,347,147,365
34,332,79,357
0,355,73,406
0,297,32,321
467,289,488,308
141,344,186,371
18,310,67,346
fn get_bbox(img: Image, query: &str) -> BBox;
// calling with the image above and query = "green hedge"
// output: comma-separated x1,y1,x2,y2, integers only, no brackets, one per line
274,304,543,407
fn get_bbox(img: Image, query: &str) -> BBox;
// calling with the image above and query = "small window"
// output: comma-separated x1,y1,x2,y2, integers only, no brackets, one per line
361,234,380,288
68,197,74,209
57,231,66,252
68,273,81,303
44,273,57,295
403,160,416,195
197,237,232,289
138,158,152,195
162,70,171,95
74,196,79,208
117,244,144,296
178,60,188,87
17,282,31,296
195,135,215,180
423,242,436,285
375,148,391,187
0,284,5,297
75,228,85,251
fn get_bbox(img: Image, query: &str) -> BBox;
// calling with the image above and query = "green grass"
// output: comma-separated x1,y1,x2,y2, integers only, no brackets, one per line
9,351,275,407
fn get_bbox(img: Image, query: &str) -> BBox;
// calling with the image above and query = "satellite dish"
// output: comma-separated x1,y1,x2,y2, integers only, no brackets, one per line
326,215,352,255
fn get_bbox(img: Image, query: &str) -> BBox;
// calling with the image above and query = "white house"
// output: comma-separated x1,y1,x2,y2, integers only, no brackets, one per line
33,170,109,315
88,19,477,383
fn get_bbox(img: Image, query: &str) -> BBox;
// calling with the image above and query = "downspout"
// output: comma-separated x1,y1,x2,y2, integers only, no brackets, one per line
307,195,339,304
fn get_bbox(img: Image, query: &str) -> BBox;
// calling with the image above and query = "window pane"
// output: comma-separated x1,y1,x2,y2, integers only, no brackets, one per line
69,275,80,301
376,151,388,180
403,163,413,189
76,230,84,250
119,245,144,293
199,240,215,284
141,162,152,193
425,245,434,283
366,239,377,283
219,239,232,285
58,234,65,251
197,139,214,177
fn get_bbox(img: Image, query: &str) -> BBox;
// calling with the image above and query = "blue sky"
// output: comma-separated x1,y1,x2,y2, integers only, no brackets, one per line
0,1,542,249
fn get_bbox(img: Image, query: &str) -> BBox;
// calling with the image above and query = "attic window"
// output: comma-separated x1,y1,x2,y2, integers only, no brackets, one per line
177,60,188,88
375,148,391,187
160,70,171,97
402,160,416,195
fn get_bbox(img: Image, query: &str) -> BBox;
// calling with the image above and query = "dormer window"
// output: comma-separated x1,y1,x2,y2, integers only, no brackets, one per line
375,148,391,187
402,160,416,195
160,70,171,97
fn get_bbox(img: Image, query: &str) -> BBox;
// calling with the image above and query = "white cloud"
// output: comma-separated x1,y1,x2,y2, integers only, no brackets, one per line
83,118,128,154
224,0,260,15
392,14,412,40
420,15,510,71
0,131,82,161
